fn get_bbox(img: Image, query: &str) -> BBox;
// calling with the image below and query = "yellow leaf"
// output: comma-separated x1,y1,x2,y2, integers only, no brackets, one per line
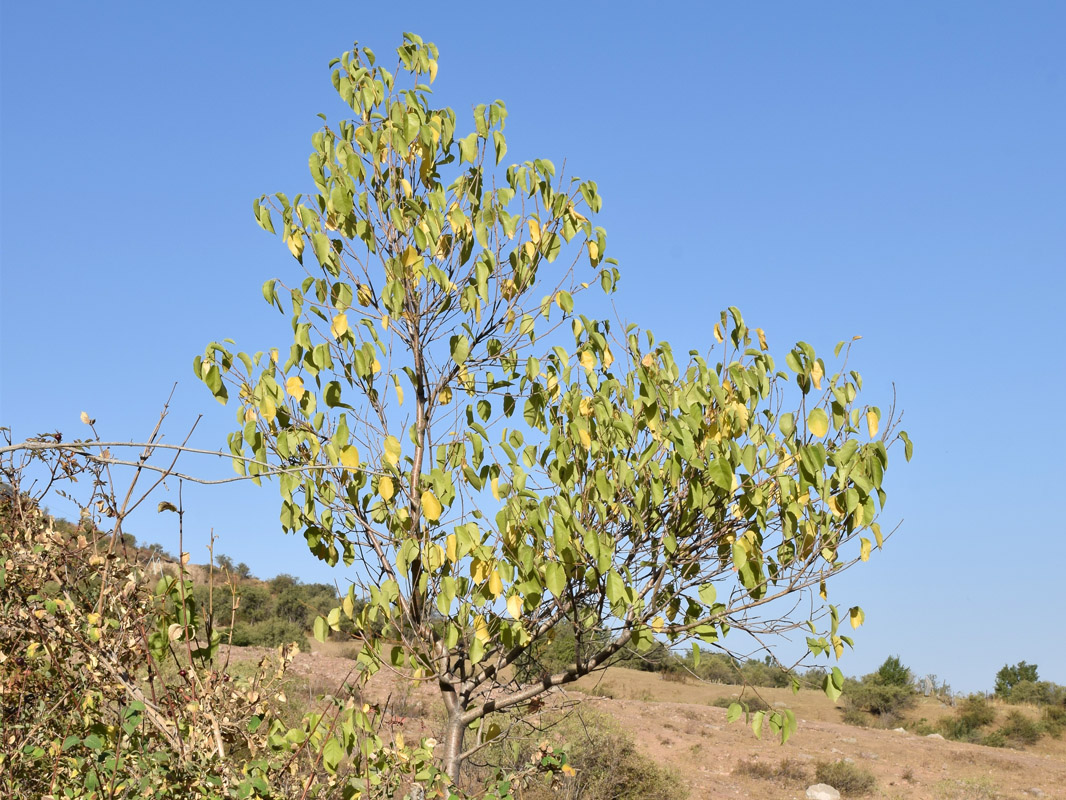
446,534,458,563
602,346,614,369
269,348,279,364
828,495,844,517
180,552,190,566
357,284,374,306
473,614,490,642
579,350,596,371
849,606,865,629
756,328,768,351
428,59,438,83
261,398,276,424
421,490,442,522
832,635,844,659
331,313,349,339
488,570,503,598
807,408,829,438
819,580,827,601
394,378,403,404
80,411,90,424
866,410,879,438
285,376,305,401
859,537,872,562
651,616,665,633
872,522,883,549
713,323,724,343
588,240,599,263
340,446,360,471
400,178,412,197
546,374,560,400
395,732,404,750
378,476,395,501
811,362,824,390
471,559,490,583
402,245,421,269
490,476,500,501
383,436,402,466
528,218,541,244
244,407,257,422
579,397,593,416
579,429,591,449
286,232,304,260
523,241,536,260
438,385,452,404
506,594,523,619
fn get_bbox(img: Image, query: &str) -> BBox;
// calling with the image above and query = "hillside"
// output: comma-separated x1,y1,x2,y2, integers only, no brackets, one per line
225,648,1066,800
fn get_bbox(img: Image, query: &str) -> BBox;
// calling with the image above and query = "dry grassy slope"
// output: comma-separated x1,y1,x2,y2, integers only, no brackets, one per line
234,649,1066,800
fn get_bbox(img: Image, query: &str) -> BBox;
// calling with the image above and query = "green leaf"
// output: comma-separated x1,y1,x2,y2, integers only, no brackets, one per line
313,615,329,643
807,408,829,438
751,710,765,739
822,667,844,702
726,702,743,723
450,334,471,365
698,583,716,606
322,737,345,774
707,458,733,491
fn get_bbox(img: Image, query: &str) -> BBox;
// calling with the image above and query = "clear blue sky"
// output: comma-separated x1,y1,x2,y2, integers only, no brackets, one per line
2,2,1063,694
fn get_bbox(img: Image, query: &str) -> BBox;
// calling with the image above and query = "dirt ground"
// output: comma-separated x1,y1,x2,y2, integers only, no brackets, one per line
231,648,1066,800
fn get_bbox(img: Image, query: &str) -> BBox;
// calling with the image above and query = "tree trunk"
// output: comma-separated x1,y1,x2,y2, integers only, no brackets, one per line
441,711,467,784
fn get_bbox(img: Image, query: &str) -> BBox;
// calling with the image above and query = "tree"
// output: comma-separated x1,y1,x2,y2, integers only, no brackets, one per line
874,655,913,687
196,33,912,784
995,661,1039,698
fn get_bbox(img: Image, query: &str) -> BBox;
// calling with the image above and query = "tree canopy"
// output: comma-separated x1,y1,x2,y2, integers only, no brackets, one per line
196,32,912,783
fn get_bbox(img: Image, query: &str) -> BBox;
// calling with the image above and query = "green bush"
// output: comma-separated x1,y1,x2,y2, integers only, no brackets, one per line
814,760,876,796
996,710,1042,746
231,618,309,649
843,678,915,719
937,695,996,743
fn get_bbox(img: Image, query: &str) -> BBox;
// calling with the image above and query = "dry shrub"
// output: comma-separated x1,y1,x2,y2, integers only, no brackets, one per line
814,759,877,796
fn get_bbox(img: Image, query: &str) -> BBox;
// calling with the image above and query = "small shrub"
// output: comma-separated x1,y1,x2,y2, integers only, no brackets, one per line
471,708,683,800
734,758,809,784
841,708,870,727
814,760,876,796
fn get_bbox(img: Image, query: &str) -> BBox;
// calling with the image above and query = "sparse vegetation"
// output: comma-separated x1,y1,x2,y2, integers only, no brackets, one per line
733,757,810,785
934,777,1000,800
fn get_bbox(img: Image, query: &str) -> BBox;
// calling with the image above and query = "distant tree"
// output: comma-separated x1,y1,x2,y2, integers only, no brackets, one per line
195,32,913,783
234,562,252,579
995,661,1039,698
215,553,235,572
874,655,912,687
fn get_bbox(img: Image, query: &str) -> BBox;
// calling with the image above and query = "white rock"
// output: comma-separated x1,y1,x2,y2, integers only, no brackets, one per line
925,733,945,740
806,784,841,800
893,727,907,733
